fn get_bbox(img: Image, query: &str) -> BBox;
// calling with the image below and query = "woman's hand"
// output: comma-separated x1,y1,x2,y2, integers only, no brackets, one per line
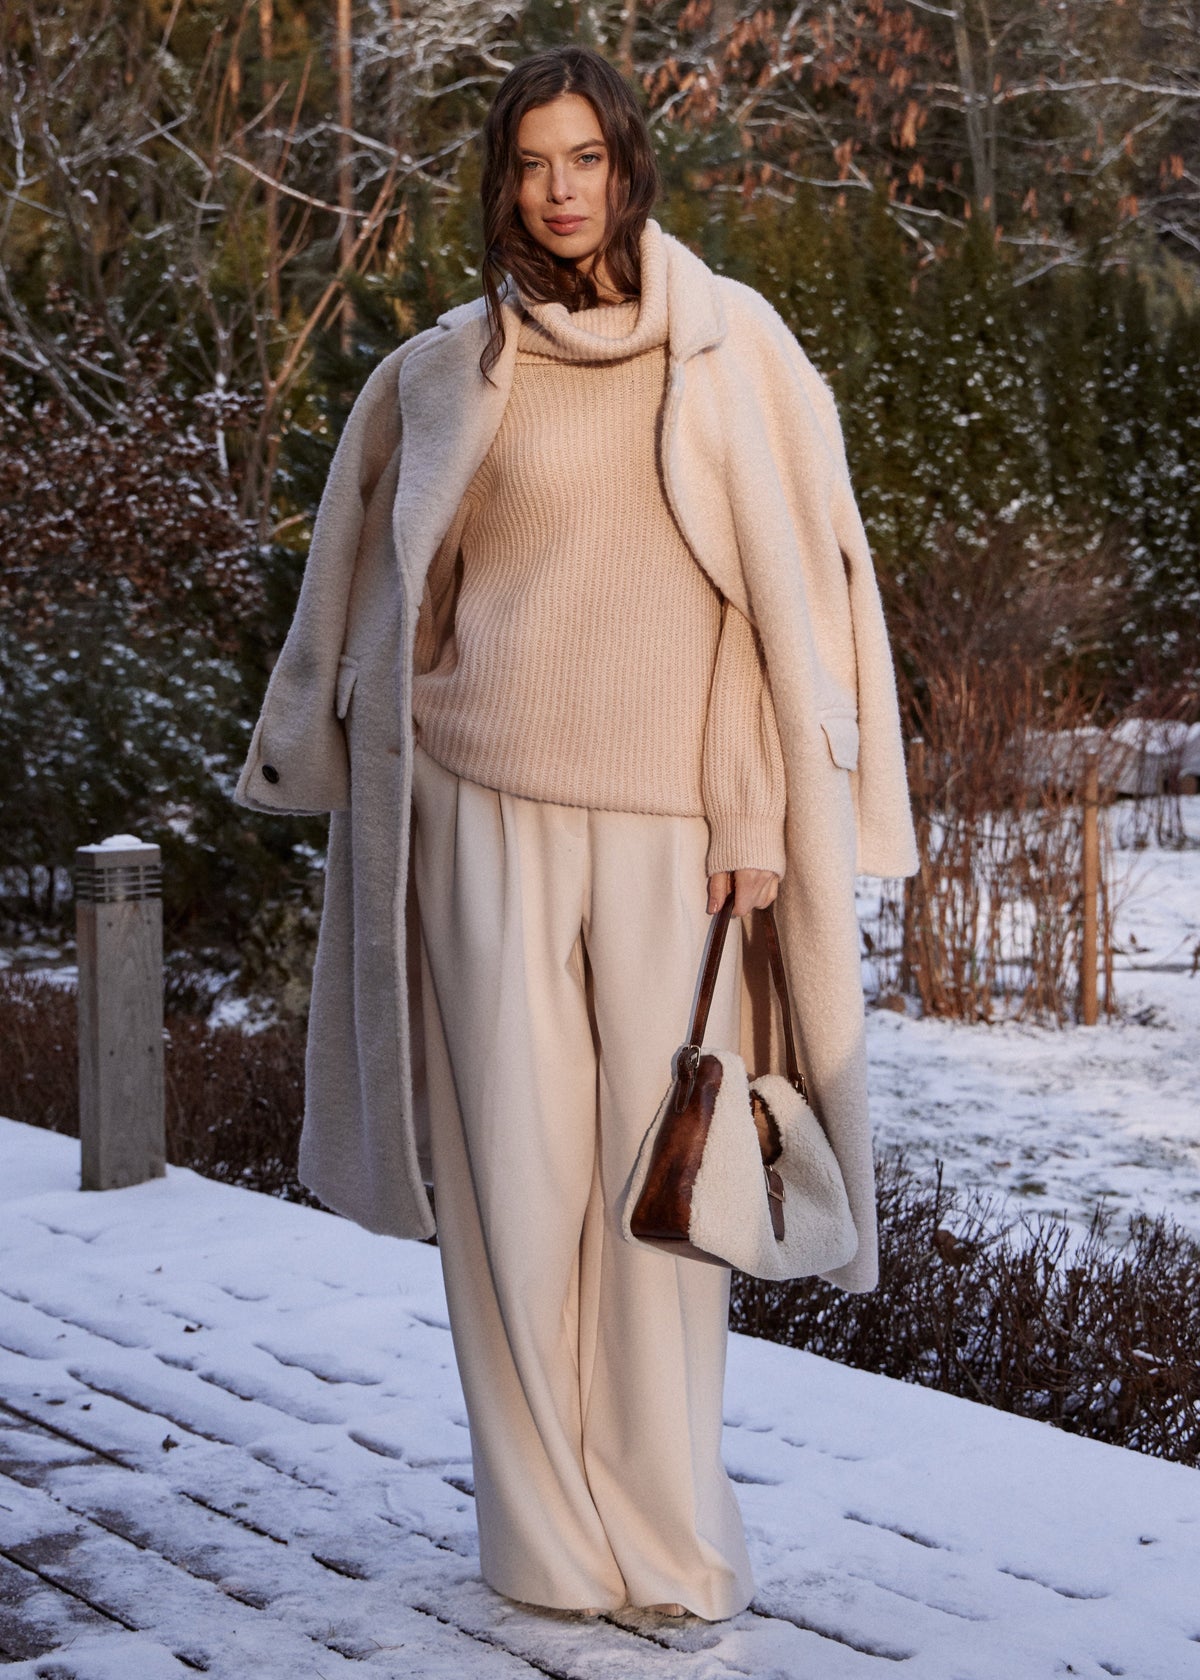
706,868,780,917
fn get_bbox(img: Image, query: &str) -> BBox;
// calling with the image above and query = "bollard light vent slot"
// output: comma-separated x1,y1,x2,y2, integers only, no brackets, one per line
75,861,163,904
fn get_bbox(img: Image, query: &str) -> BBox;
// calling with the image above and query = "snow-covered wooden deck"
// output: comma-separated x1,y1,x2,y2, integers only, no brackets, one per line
1,1116,1196,1680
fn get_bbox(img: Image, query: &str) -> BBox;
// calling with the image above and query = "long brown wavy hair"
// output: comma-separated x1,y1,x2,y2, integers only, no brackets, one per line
478,45,661,382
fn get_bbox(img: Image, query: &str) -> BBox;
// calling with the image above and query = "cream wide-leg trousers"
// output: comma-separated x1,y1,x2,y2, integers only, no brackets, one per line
409,740,755,1620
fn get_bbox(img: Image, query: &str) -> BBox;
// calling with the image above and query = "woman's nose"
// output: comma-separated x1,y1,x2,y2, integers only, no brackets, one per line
547,170,574,203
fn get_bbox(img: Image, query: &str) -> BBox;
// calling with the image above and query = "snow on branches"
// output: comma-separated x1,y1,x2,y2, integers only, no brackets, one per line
0,308,259,648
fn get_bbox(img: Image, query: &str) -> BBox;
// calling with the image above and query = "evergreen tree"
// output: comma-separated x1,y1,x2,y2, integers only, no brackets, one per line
910,214,1045,540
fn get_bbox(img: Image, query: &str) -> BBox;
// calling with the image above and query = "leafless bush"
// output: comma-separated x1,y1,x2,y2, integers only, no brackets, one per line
162,1013,314,1204
1,0,516,530
875,516,1129,1022
0,971,316,1206
731,1154,1200,1466
0,308,260,643
0,973,76,1136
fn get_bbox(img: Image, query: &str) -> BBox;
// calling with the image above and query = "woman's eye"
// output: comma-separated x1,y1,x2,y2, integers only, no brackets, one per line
579,152,601,164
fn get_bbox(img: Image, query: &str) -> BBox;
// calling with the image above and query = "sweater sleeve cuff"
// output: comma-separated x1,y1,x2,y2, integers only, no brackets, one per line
705,814,787,881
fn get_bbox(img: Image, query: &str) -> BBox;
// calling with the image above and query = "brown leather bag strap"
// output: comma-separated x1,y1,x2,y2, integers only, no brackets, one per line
761,902,807,1099
681,888,808,1100
683,889,736,1051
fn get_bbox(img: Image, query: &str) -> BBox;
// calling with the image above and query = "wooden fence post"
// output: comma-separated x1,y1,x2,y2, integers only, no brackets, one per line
900,737,926,997
1080,753,1100,1027
75,835,166,1189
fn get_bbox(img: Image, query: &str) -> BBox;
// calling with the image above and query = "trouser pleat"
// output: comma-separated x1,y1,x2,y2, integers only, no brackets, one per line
410,741,754,1619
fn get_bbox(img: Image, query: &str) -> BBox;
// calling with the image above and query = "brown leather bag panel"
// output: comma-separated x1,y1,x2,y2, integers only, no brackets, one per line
629,1055,724,1241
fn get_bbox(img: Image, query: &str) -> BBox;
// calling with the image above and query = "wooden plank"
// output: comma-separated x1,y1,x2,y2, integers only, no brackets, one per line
0,1548,114,1661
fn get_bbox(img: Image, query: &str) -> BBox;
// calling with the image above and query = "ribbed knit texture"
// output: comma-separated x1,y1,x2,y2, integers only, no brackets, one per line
411,218,786,878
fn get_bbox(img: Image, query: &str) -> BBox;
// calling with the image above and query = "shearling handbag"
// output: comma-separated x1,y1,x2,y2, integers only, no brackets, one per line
621,889,858,1281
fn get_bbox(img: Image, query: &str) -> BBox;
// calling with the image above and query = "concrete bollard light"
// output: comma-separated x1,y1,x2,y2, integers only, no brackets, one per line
74,834,166,1190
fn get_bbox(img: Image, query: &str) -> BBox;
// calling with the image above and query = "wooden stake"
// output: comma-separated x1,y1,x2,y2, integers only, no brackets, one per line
1080,752,1099,1026
900,736,925,994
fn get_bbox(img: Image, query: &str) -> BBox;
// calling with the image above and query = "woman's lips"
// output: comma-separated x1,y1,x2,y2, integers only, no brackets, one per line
545,216,585,233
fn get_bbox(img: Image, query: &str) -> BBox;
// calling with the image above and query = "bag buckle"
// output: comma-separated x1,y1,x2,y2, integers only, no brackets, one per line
673,1043,701,1110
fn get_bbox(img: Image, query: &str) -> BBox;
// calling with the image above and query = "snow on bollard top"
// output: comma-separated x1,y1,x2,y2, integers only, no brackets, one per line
76,834,160,868
85,832,155,852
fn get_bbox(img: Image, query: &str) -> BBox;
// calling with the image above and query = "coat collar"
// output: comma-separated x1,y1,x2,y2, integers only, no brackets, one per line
659,222,727,362
393,220,726,594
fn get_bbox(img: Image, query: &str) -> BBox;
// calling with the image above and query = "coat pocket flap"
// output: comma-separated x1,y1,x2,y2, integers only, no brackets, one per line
820,713,860,771
335,656,359,720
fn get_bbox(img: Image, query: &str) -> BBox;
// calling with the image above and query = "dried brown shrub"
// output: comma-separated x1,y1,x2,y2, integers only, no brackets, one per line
0,972,77,1136
0,304,259,648
876,515,1128,1022
0,971,316,1206
731,1155,1200,1466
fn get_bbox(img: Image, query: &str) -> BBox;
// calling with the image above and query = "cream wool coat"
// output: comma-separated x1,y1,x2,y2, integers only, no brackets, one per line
234,219,918,1293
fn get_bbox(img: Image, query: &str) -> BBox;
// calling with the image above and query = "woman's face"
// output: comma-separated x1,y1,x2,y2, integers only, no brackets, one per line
515,93,613,281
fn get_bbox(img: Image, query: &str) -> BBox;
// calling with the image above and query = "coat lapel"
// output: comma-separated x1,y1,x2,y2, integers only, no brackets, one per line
392,285,524,601
656,231,753,616
659,226,725,362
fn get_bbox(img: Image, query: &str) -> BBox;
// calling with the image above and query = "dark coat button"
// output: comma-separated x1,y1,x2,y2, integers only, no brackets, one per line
261,764,280,784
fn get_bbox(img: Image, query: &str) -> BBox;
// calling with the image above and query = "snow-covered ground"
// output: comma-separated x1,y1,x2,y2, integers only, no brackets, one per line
862,797,1200,1240
1,1117,1198,1680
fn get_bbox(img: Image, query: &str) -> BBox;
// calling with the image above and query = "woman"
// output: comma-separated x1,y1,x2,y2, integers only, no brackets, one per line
236,44,916,1625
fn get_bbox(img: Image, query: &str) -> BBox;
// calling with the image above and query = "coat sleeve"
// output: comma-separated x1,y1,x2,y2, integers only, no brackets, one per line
772,324,918,879
233,344,413,816
701,599,787,879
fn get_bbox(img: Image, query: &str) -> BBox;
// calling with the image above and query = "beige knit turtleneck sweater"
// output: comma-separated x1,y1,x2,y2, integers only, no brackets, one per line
411,218,786,878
